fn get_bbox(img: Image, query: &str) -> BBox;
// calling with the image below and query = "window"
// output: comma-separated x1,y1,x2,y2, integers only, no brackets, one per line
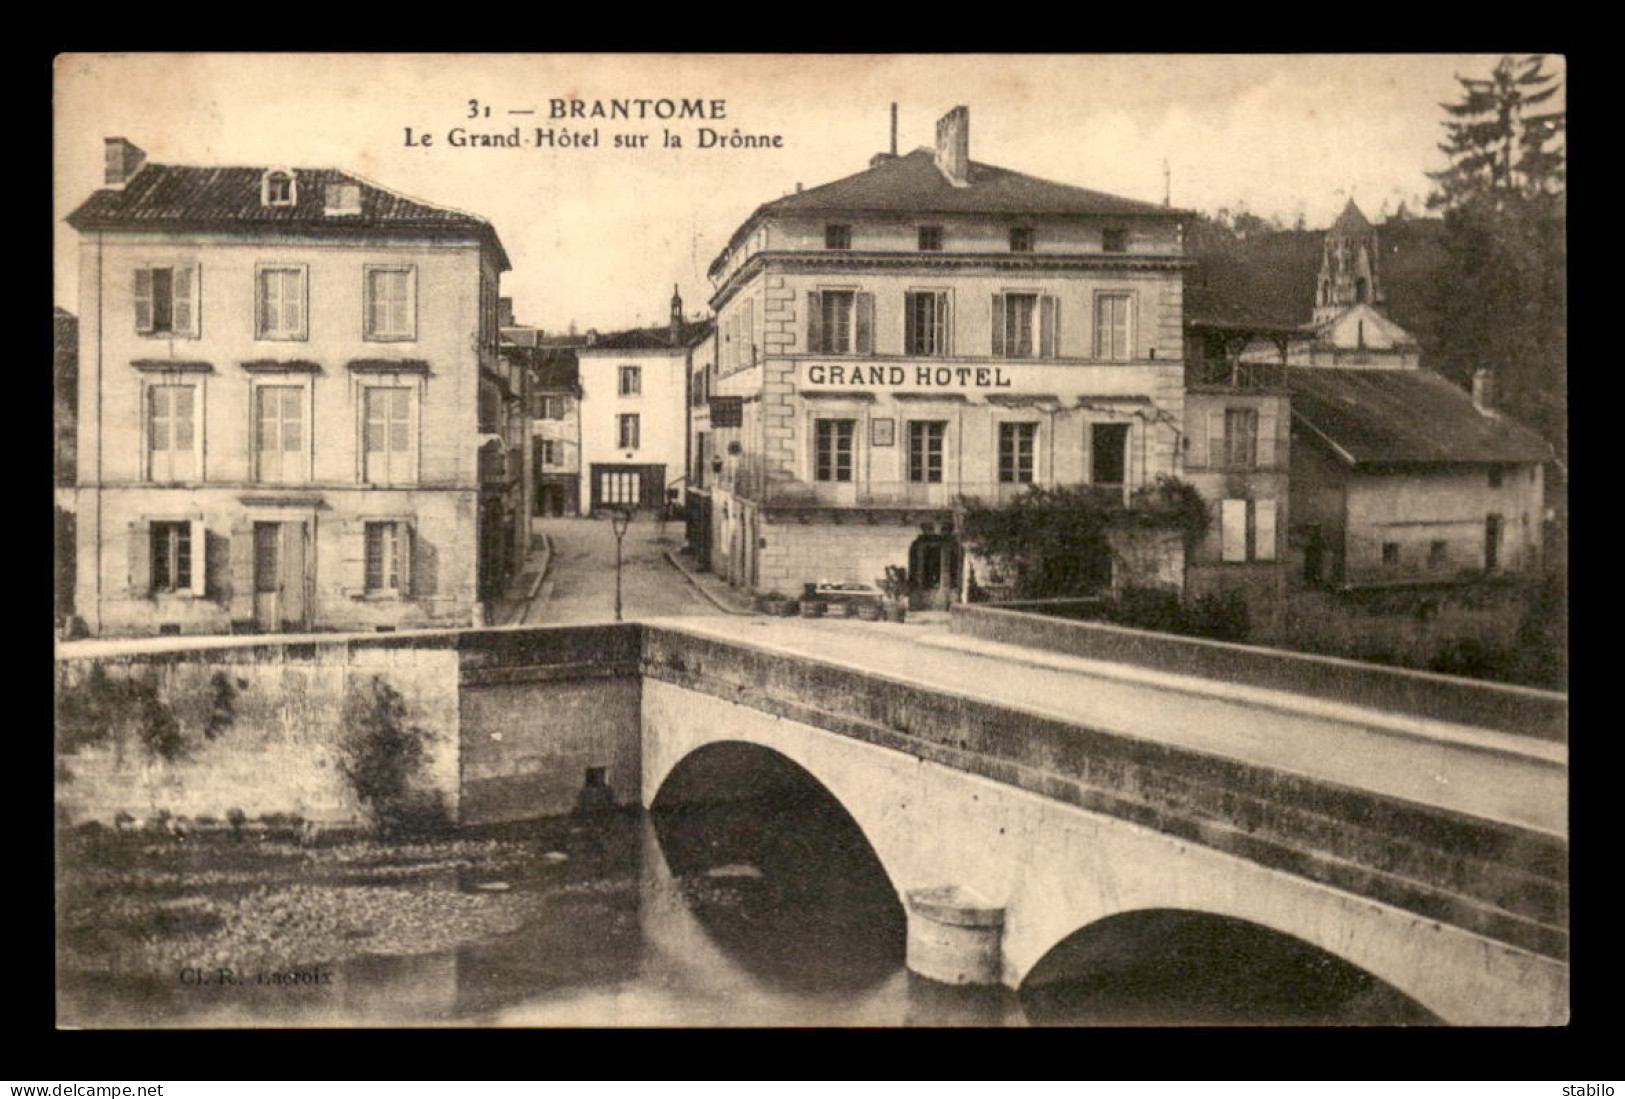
908,421,946,484
998,422,1036,484
1095,293,1133,360
918,226,943,251
1103,228,1129,253
134,266,198,337
1091,422,1130,485
1485,514,1502,571
618,413,641,450
1488,468,1504,488
150,521,193,593
362,386,414,485
992,293,1058,358
365,521,407,594
263,170,294,206
147,384,197,482
1009,227,1034,252
536,395,566,420
619,365,641,396
598,470,640,506
364,266,415,340
539,439,558,465
807,290,873,355
254,385,306,483
825,224,852,250
814,419,855,482
1382,542,1400,568
256,267,307,340
1429,540,1449,569
905,291,950,357
1221,408,1259,468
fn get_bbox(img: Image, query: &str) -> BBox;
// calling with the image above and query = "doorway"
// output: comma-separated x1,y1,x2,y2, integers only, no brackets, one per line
252,521,307,632
908,533,961,609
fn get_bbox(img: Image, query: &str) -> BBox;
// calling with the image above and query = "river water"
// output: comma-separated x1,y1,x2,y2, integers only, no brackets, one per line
59,792,1436,1027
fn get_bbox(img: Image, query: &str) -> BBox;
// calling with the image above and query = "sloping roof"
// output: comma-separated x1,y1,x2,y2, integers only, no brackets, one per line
498,345,579,389
758,148,1180,220
582,318,714,352
1184,216,1448,344
1286,367,1552,466
67,164,509,270
1329,198,1374,236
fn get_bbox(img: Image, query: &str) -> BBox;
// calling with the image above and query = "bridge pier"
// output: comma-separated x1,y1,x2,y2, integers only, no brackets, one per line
904,885,1006,986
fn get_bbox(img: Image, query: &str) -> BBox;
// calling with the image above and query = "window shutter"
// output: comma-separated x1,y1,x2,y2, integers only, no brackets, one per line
1040,295,1059,359
1186,407,1207,470
855,292,875,355
991,294,1005,357
291,269,308,340
398,521,416,597
936,292,950,356
1257,404,1278,468
403,268,417,339
128,522,151,597
339,521,366,597
229,526,255,622
1221,500,1248,562
173,265,196,337
189,520,207,596
1255,499,1278,562
134,268,154,333
806,292,822,353
1208,410,1227,468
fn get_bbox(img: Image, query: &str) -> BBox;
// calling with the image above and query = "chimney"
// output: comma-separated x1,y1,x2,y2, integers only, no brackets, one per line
1472,369,1496,415
586,328,598,346
498,297,515,328
934,106,970,188
103,137,146,188
670,285,684,345
891,103,898,156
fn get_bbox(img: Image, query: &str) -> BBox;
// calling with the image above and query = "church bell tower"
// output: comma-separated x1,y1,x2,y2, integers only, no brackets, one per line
1313,199,1383,325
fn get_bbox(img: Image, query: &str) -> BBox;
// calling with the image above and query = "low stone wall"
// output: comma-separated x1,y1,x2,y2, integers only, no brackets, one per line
54,625,646,831
953,603,1567,742
54,637,462,830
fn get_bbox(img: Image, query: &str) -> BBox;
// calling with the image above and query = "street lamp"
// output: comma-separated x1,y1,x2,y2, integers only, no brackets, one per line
611,506,633,622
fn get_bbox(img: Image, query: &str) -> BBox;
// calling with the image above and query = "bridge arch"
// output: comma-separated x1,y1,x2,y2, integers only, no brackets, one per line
640,676,1568,1026
1018,907,1441,1025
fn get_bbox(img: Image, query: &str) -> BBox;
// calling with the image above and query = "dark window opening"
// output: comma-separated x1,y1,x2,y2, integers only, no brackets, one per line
825,224,851,250
1103,228,1129,253
918,225,943,251
1009,227,1034,253
1091,423,1130,485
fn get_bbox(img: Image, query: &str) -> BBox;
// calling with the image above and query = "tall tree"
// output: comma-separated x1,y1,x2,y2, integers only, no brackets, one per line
1425,56,1566,458
1428,55,1565,210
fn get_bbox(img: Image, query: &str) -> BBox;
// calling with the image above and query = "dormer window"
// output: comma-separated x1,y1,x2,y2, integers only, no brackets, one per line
918,226,943,251
1103,227,1129,253
262,169,296,207
825,224,852,250
1009,227,1034,253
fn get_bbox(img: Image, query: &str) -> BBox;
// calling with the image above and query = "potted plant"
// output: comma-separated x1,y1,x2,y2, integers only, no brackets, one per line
878,567,909,623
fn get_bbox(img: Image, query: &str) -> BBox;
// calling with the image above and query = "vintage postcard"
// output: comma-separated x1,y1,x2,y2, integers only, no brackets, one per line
53,52,1567,1028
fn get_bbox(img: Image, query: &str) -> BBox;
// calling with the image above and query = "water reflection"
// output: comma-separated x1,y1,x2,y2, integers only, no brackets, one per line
60,795,1435,1027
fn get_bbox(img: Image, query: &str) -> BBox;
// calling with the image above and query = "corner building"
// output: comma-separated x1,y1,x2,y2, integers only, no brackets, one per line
69,139,511,636
697,107,1189,602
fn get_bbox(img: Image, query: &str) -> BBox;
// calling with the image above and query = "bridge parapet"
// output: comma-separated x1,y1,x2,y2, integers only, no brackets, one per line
952,604,1568,741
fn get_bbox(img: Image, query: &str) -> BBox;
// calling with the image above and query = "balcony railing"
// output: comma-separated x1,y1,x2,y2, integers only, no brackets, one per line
1186,358,1287,390
725,460,1130,509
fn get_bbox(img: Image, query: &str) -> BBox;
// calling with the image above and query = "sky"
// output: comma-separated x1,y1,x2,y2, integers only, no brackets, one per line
53,52,1561,335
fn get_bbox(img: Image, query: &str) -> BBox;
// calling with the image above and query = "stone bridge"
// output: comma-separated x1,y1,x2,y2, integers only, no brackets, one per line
55,610,1568,1025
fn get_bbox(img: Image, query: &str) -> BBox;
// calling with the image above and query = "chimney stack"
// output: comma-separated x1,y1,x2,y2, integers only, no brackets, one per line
891,103,898,156
934,106,970,188
103,137,147,188
1472,369,1496,415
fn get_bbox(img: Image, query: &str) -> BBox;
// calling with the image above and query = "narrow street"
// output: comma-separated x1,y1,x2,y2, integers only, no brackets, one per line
522,515,725,624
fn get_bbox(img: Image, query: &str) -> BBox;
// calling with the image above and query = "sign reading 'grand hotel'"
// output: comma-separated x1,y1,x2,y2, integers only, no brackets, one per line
802,362,1018,390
